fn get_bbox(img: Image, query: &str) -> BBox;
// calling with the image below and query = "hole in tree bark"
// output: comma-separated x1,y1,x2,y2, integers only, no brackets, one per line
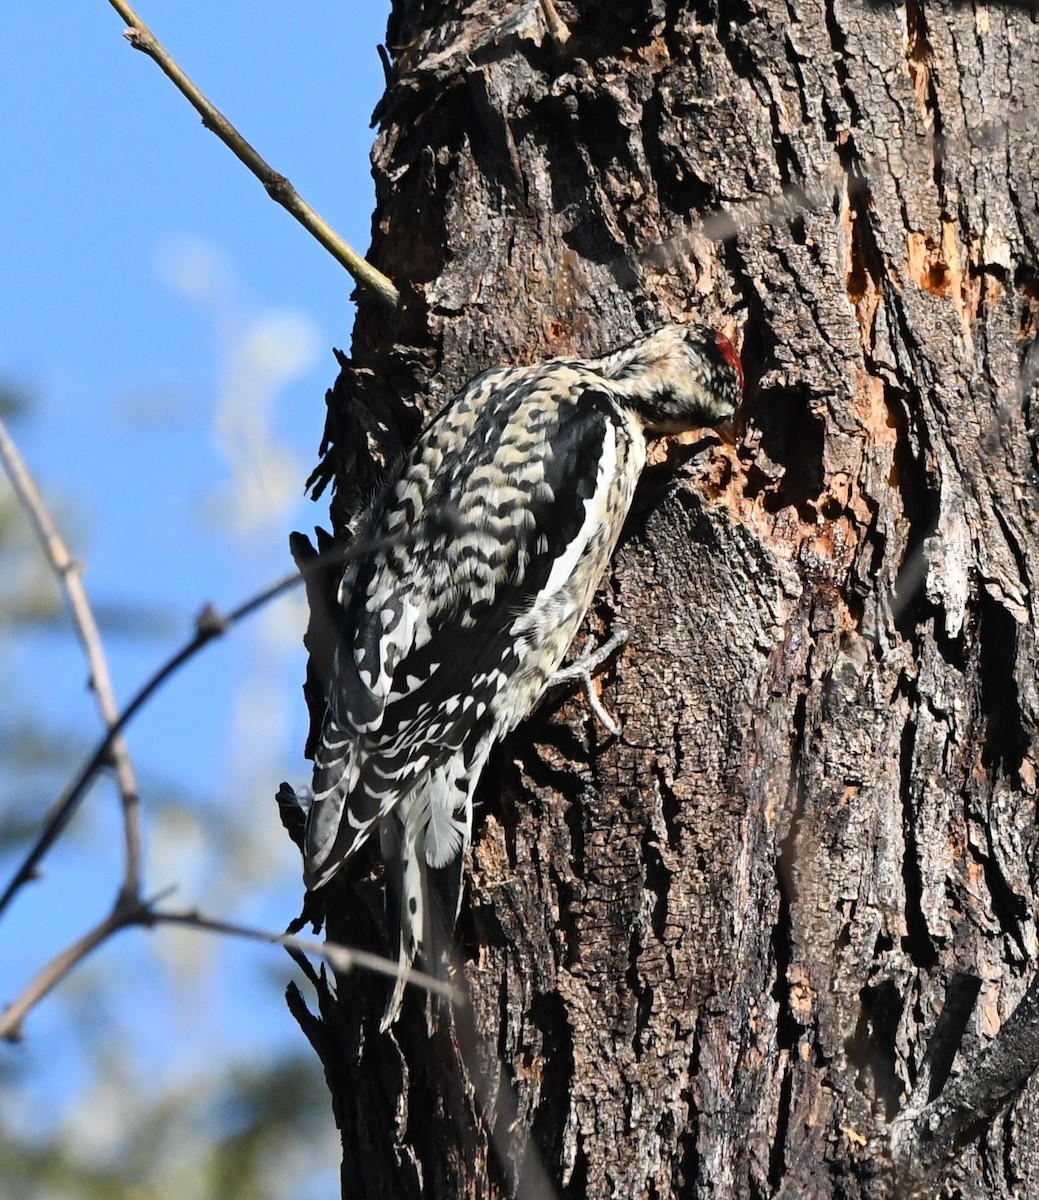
899,717,940,970
847,978,904,1120
529,991,576,1180
978,591,1027,785
744,386,825,516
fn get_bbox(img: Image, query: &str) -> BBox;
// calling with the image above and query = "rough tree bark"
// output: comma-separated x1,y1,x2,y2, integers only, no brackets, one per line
287,1,1039,1197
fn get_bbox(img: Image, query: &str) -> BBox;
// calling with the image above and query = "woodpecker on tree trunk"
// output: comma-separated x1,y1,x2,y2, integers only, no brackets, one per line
295,322,744,1027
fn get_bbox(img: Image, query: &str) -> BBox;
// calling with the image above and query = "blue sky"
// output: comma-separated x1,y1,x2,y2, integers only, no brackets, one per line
2,2,390,1188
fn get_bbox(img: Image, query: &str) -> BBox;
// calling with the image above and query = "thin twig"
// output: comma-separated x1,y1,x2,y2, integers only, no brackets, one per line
0,515,462,919
0,416,143,898
0,568,304,919
0,910,129,1042
0,899,460,1042
147,909,461,1003
105,0,400,309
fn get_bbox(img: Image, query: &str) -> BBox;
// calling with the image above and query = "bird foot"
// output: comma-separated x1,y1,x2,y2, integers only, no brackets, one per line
547,629,628,736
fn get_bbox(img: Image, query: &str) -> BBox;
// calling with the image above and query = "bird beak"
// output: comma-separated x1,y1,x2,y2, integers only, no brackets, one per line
713,419,737,445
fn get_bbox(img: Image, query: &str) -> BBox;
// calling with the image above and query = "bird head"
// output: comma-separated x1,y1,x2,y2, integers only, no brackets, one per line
599,323,744,435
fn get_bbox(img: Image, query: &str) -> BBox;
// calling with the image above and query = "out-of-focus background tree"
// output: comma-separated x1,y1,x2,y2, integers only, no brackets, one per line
0,4,389,1195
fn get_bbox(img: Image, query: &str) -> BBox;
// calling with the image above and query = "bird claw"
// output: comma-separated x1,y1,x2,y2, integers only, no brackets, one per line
547,629,628,736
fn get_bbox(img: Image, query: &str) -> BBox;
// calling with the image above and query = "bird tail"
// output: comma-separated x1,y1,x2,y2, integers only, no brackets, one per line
378,779,470,1030
379,809,424,1030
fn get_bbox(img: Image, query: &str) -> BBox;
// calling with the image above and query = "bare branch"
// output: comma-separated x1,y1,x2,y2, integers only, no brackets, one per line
0,415,143,897
104,0,400,308
0,513,462,919
146,909,462,1004
891,971,1039,1189
0,909,129,1042
0,566,306,919
0,897,461,1042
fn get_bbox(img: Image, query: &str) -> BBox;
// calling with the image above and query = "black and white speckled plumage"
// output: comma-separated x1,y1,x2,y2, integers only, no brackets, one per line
303,323,742,1026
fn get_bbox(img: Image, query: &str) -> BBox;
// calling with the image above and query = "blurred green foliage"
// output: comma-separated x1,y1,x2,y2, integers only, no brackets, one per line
0,1053,333,1200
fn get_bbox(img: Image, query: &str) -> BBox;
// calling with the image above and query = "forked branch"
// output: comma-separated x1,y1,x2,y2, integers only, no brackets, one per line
0,512,460,920
0,506,465,1036
0,899,461,1043
0,572,304,919
0,416,142,896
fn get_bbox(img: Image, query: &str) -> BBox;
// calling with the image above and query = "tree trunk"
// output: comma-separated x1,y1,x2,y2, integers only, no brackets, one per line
290,1,1039,1196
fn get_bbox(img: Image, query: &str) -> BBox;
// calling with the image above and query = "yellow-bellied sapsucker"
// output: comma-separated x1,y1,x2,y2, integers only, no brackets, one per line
302,323,743,1026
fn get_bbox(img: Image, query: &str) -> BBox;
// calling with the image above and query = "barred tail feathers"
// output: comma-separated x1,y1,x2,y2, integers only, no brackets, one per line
380,807,424,1030
379,755,475,1028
